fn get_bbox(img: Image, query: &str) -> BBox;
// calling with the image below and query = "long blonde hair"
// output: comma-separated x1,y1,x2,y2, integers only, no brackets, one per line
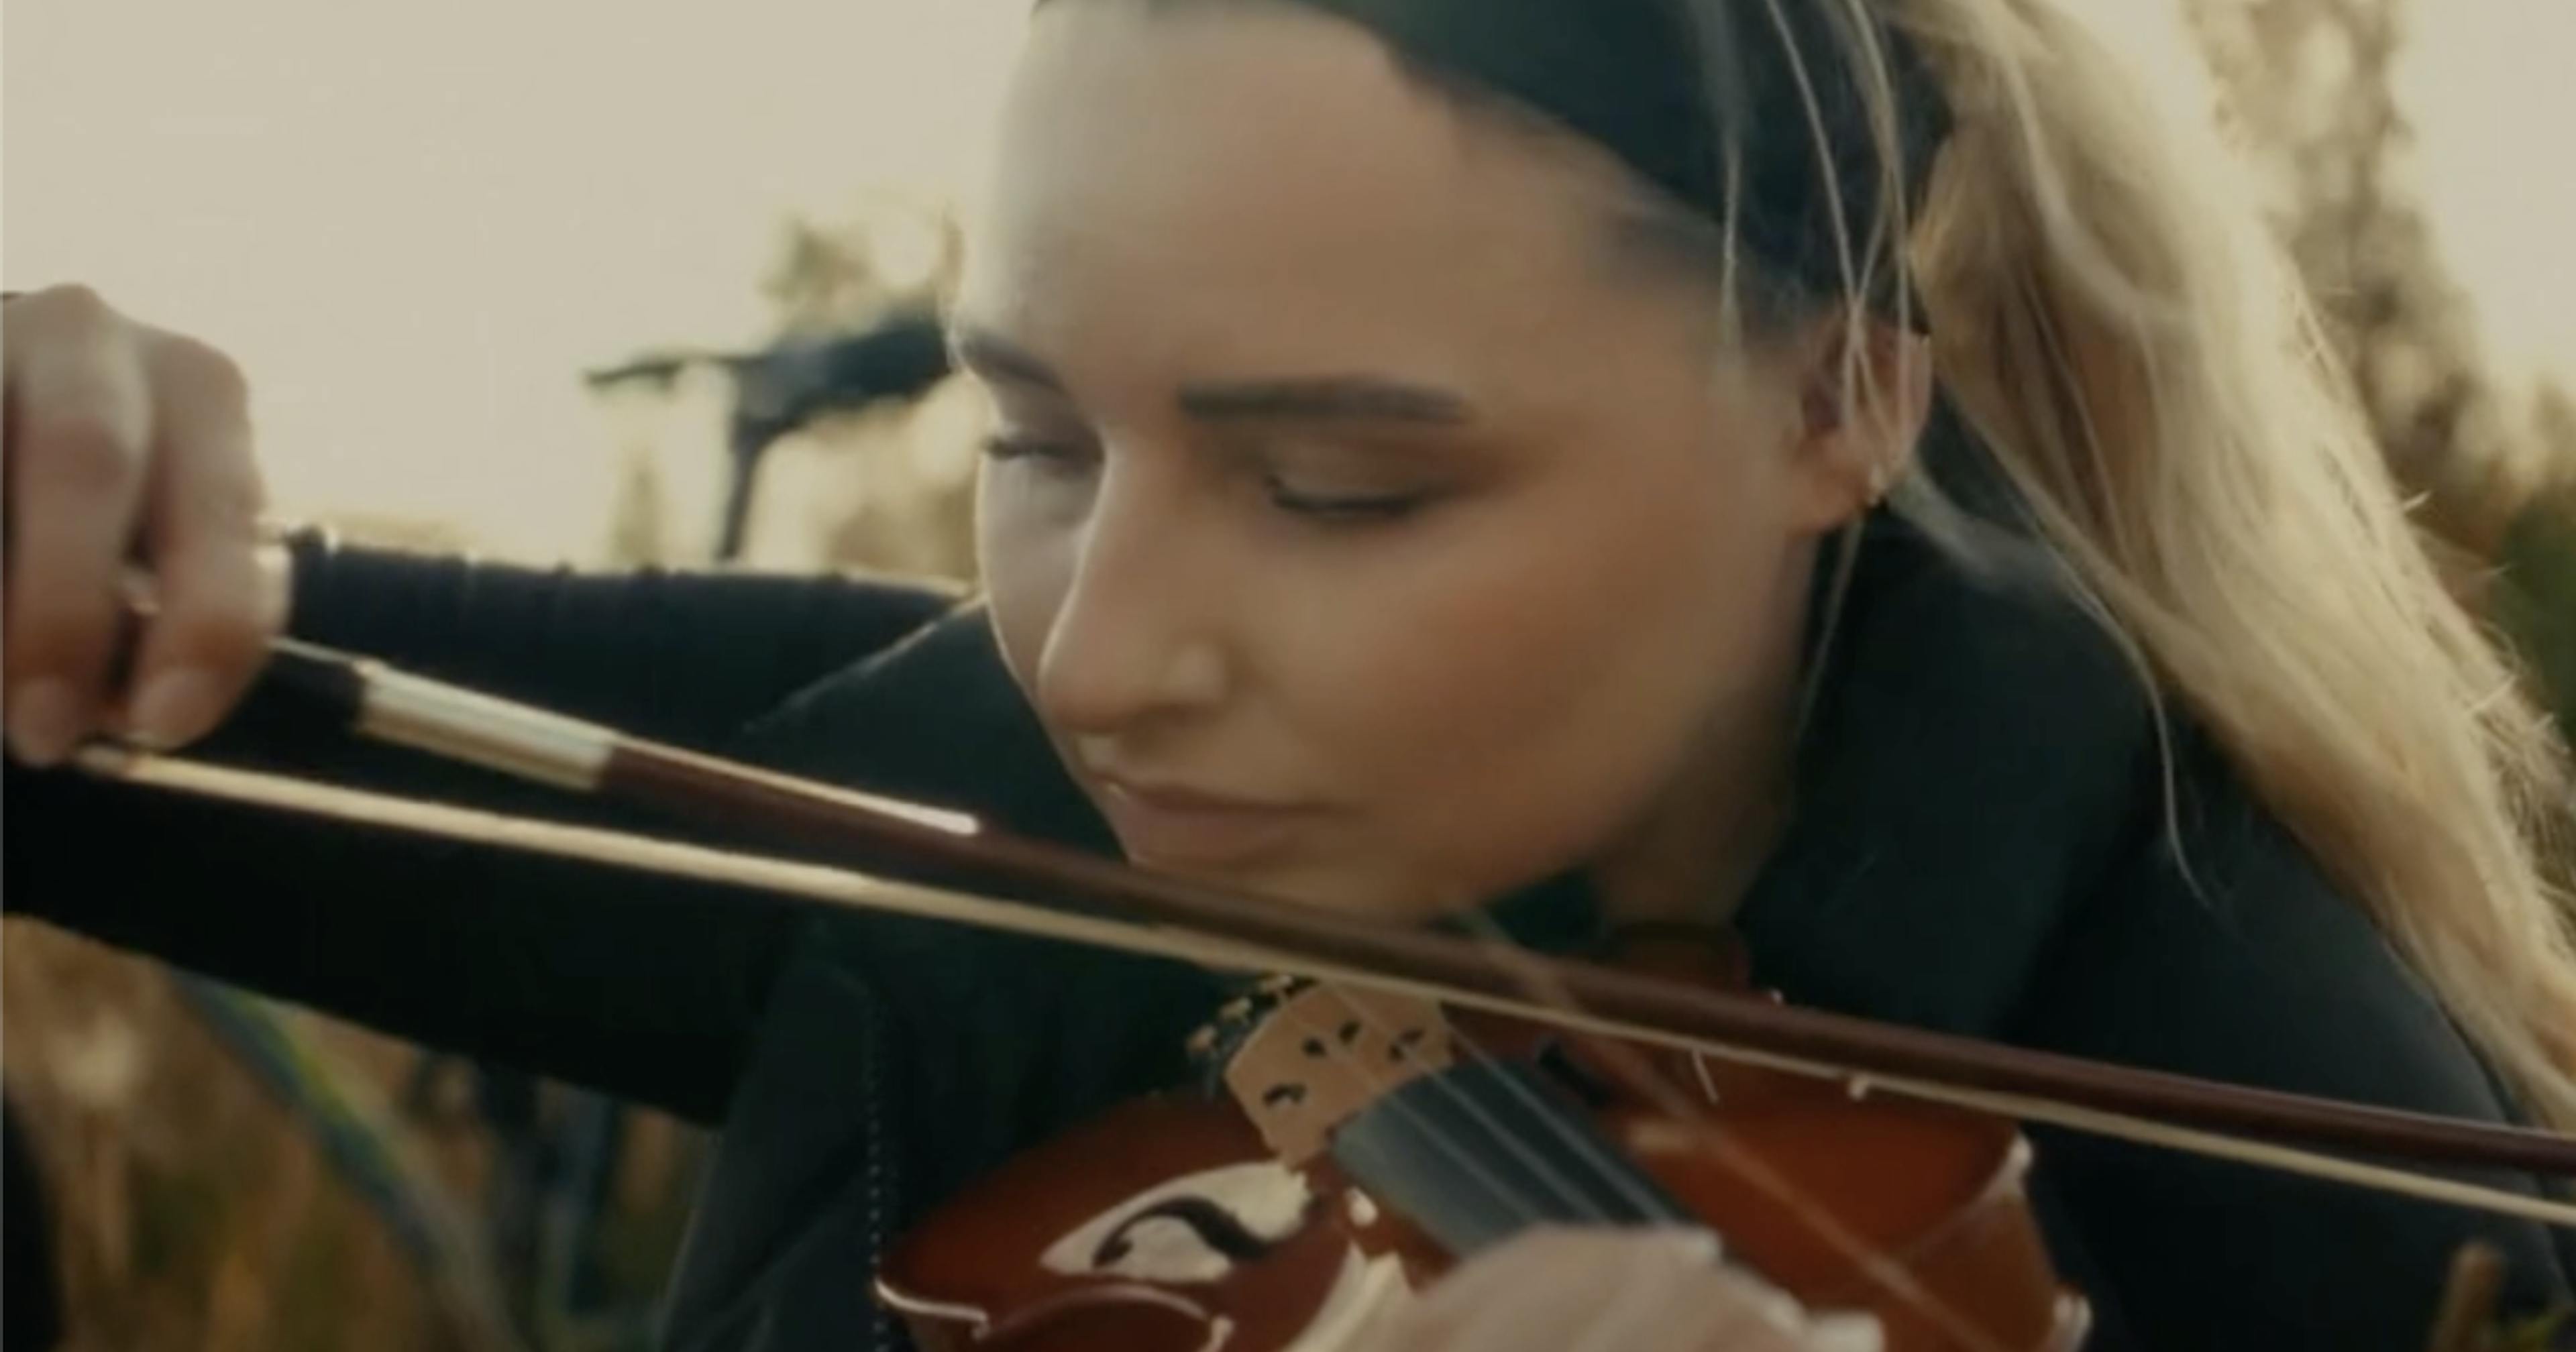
1773,0,2576,1126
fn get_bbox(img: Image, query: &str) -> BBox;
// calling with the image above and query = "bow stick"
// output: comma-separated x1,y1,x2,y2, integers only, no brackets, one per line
60,636,2576,1230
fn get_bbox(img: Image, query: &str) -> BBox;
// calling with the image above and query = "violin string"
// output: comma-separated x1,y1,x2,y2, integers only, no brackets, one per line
1426,921,2017,1352
1267,989,1587,1231
1286,982,1973,1345
1249,970,1752,1244
1561,1249,1712,1352
1312,982,1697,1227
1278,946,1830,1264
1305,990,2022,1350
1222,969,1886,1336
1283,984,1956,1344
1303,978,1702,1229
71,746,2576,1232
1269,872,2000,1298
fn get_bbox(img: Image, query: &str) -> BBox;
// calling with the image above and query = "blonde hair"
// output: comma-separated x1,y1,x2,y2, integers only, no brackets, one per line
1770,0,2576,1126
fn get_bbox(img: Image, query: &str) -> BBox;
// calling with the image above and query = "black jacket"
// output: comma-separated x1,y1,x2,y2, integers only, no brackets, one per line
7,520,2571,1351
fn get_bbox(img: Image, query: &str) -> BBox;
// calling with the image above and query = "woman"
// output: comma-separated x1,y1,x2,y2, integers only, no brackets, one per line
5,0,2573,1347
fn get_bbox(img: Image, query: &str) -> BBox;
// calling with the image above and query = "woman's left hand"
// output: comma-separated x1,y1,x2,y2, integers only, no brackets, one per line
1348,1225,1884,1352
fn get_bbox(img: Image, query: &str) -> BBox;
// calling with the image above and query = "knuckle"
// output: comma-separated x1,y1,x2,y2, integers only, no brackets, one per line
191,468,270,531
23,406,145,497
158,333,253,412
6,284,123,349
35,282,115,326
164,459,271,554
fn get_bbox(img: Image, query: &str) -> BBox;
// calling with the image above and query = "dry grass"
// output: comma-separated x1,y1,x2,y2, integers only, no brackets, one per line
3,919,700,1352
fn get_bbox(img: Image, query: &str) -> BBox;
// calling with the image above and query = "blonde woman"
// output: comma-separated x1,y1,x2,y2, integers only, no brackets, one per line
5,0,2571,1346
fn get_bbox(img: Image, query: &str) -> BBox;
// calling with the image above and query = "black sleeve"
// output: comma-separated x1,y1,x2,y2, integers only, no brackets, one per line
2004,762,2576,1351
272,532,965,745
3,539,966,1124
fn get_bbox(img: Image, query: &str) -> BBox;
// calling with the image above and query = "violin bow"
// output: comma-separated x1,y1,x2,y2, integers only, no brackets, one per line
61,635,2576,1231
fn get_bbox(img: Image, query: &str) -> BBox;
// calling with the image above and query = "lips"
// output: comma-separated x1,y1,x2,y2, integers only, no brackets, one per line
1087,774,1319,867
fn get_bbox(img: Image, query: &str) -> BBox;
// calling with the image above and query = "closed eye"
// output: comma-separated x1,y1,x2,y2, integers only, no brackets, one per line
983,428,1446,527
982,433,1096,471
1262,477,1433,524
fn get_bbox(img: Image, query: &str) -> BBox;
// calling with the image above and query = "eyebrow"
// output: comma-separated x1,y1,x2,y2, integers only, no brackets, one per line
951,329,1066,392
952,327,1478,428
1175,378,1475,427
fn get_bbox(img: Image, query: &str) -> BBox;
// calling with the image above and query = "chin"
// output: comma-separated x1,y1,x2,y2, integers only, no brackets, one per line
1143,853,1466,926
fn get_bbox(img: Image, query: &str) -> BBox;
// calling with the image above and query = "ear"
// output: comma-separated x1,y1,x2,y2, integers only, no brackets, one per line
1779,317,1935,533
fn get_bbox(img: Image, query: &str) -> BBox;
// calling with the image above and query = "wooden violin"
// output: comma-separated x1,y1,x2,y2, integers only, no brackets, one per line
879,965,2084,1351
60,636,2576,1350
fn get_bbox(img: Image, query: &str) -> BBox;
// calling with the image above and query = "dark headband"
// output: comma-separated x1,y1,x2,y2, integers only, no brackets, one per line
1038,0,1956,324
1283,0,1952,324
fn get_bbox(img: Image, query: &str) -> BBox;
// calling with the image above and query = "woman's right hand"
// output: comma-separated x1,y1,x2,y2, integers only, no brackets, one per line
3,284,288,767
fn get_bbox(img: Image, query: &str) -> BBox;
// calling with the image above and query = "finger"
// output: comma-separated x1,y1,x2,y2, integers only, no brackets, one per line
1480,1231,1828,1352
1674,1270,1837,1352
1563,1239,1715,1352
4,286,156,764
1397,1228,1865,1352
125,333,271,748
1533,1230,1730,1352
1389,1227,1723,1351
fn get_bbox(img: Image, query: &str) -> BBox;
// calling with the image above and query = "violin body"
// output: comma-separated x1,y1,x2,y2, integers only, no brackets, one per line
879,971,2088,1352
877,1092,1387,1352
1566,1051,2084,1351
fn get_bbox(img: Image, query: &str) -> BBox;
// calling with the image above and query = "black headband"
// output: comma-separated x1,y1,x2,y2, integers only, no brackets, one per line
1283,0,1952,323
1040,0,1956,324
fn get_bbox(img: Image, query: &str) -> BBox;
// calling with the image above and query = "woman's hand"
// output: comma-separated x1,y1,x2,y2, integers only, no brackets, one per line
3,285,287,765
1352,1227,1884,1352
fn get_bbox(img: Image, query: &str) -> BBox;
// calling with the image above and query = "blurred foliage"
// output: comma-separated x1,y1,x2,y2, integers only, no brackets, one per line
2496,480,2576,736
747,202,981,581
604,197,983,580
2189,0,2576,735
759,199,964,341
4,908,706,1352
3,925,468,1352
2189,0,2568,545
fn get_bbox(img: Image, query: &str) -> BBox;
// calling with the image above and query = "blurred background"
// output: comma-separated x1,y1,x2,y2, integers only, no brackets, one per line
3,1,2571,1349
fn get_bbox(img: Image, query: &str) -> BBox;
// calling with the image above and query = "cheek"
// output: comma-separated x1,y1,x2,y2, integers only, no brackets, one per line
1266,439,1796,896
977,471,1073,691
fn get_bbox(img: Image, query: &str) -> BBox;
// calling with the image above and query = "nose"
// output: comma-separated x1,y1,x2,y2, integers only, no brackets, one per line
1031,460,1230,738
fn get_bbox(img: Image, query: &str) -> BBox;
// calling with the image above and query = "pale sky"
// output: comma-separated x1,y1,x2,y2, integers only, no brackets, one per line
2396,3,2576,389
5,1,2571,562
4,0,1024,559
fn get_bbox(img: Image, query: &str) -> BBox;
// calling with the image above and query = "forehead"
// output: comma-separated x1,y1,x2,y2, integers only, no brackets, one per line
957,1,1650,384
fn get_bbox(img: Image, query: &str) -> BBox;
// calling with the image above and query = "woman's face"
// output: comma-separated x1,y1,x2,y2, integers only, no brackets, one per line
959,1,1859,919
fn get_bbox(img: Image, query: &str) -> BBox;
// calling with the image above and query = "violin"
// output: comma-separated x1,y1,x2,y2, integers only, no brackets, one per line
62,636,2576,1349
879,965,2083,1351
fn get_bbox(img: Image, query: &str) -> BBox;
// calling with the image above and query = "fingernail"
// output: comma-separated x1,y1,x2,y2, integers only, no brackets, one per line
129,667,220,750
8,679,89,766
